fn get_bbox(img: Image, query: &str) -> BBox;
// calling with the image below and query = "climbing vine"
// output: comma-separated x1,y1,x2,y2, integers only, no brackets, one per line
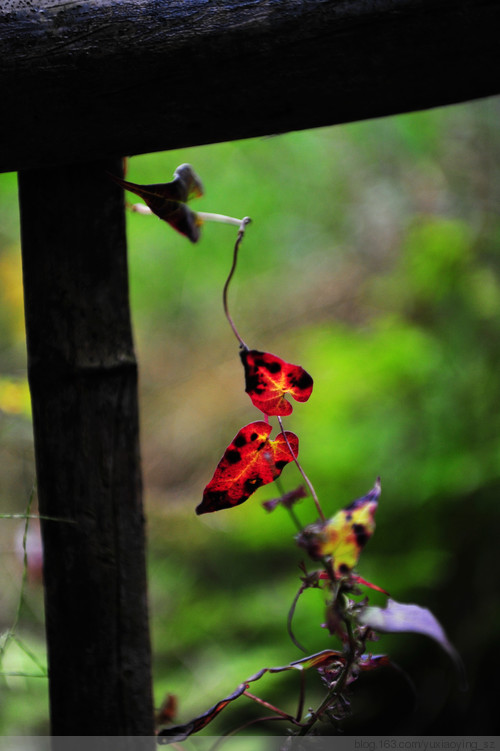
112,164,465,743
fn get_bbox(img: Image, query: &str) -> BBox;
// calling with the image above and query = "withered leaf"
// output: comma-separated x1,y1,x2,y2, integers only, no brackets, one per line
108,163,203,242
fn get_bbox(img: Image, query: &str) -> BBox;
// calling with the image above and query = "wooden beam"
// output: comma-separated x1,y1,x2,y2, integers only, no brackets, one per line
1,0,499,173
18,160,154,735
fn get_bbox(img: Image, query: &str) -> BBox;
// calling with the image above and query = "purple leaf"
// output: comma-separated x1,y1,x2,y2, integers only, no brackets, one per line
262,485,307,512
357,598,466,689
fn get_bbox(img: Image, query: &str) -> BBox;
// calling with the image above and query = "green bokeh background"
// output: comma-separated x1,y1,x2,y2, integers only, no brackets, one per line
1,95,499,735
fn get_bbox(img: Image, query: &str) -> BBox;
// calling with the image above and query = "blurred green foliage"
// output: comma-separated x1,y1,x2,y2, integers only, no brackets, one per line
1,95,499,735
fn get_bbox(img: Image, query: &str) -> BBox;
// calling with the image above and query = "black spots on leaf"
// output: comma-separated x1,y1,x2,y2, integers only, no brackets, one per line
240,352,264,395
240,349,281,382
338,563,350,575
196,490,227,514
244,476,263,494
345,512,353,522
246,351,282,375
245,373,262,394
284,368,313,394
294,370,313,390
353,523,368,548
275,460,289,471
227,429,266,461
265,359,282,374
239,349,253,371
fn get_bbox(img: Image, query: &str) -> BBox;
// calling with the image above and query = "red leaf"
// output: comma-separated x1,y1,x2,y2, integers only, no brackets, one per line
108,163,203,242
196,421,298,514
240,350,313,416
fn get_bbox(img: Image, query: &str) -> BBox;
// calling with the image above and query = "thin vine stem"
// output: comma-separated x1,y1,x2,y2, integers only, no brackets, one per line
128,202,245,228
0,486,51,679
287,584,310,654
197,212,244,226
0,486,35,667
0,672,48,679
12,635,47,676
273,476,303,532
296,610,358,736
208,714,297,751
243,689,299,722
222,217,251,350
296,668,306,722
277,416,326,522
0,513,74,522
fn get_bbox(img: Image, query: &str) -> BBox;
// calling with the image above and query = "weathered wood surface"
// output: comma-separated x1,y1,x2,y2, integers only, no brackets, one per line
18,160,154,735
1,0,499,173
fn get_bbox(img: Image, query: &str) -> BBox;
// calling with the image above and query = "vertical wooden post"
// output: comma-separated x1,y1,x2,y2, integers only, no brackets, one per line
18,160,154,735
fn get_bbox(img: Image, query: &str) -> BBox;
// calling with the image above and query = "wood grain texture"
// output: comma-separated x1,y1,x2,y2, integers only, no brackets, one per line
1,0,499,172
18,160,154,735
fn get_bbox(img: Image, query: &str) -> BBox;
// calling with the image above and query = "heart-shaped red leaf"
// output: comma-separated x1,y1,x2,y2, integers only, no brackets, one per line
240,350,313,416
196,421,298,514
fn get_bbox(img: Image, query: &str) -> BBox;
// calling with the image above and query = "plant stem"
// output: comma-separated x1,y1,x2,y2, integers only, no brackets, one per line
0,486,35,667
12,635,47,675
243,690,299,723
222,217,251,350
273,477,303,531
197,212,244,226
129,204,245,228
0,672,48,679
296,668,306,721
296,607,358,736
208,714,293,751
286,505,303,533
0,514,75,522
277,416,325,522
287,584,309,654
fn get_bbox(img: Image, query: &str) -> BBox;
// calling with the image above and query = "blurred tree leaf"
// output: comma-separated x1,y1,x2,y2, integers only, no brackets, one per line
297,479,380,577
357,598,466,688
